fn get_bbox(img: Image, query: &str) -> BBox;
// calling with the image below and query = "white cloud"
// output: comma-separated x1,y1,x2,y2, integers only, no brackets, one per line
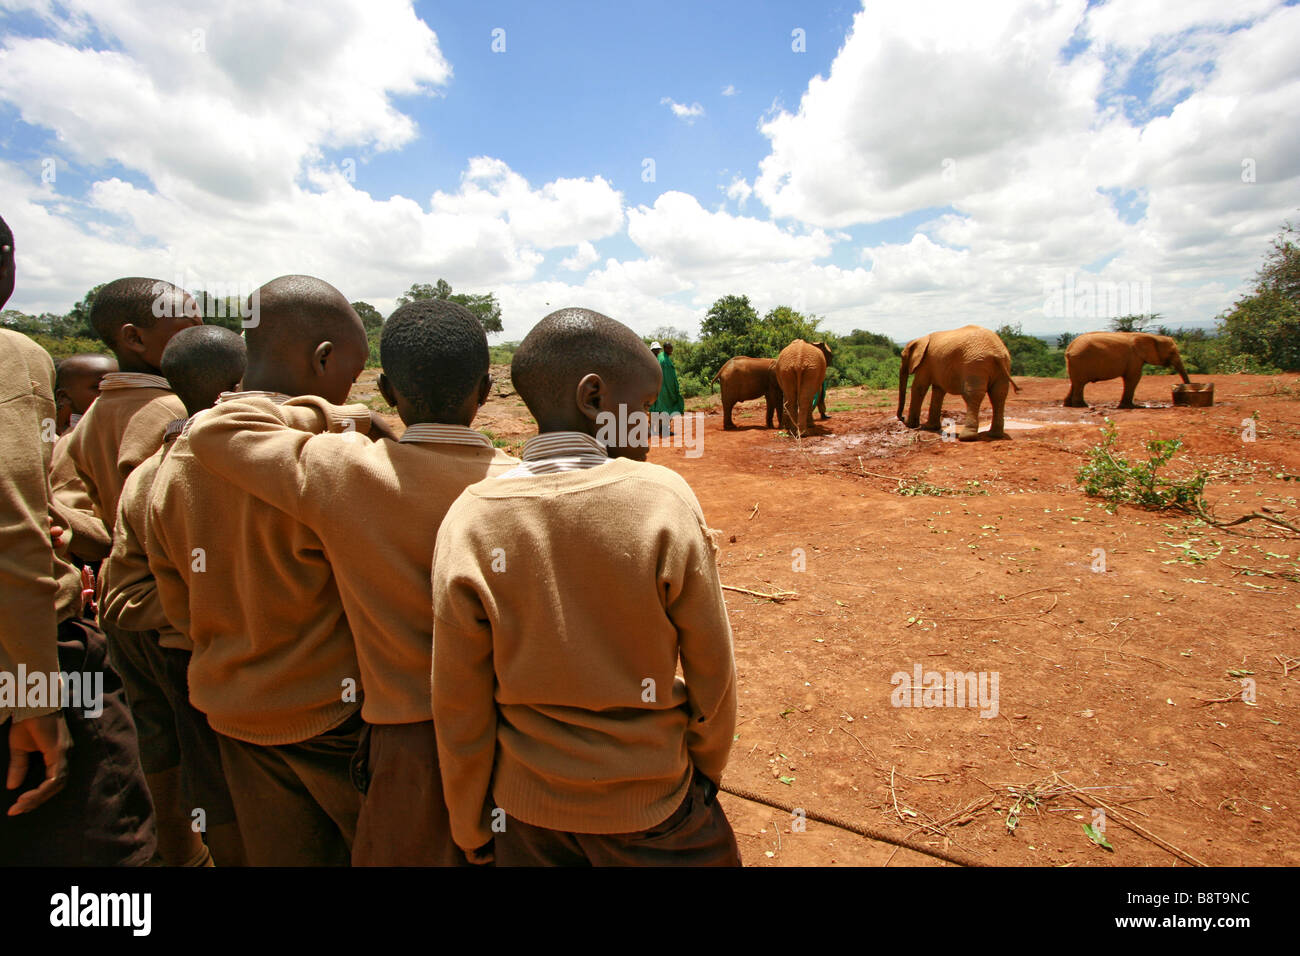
722,84,738,96
724,176,753,209
560,241,600,272
660,97,705,122
0,0,451,202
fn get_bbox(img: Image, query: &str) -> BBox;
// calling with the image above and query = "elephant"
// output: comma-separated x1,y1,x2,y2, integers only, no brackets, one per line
897,325,1018,441
711,356,782,429
1063,331,1190,408
775,339,832,437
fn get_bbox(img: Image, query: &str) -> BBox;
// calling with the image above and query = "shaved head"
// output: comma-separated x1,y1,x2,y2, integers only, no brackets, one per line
240,274,368,405
89,277,187,347
55,353,117,389
0,213,12,310
244,274,364,354
162,325,247,416
512,307,659,422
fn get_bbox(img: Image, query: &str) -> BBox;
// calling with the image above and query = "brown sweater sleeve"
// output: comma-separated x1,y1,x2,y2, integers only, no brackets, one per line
185,396,373,523
101,451,172,639
432,500,500,854
0,334,67,721
50,435,111,562
664,496,738,784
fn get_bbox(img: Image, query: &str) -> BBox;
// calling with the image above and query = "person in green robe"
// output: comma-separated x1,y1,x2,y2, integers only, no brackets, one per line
650,341,684,436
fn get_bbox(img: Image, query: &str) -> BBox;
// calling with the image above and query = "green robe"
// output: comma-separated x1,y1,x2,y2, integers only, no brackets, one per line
652,352,684,416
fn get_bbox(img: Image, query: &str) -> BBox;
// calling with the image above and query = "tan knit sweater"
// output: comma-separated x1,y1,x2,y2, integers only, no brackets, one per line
432,455,737,851
50,431,112,561
147,396,372,744
185,397,519,724
0,330,83,723
101,432,187,650
63,378,184,532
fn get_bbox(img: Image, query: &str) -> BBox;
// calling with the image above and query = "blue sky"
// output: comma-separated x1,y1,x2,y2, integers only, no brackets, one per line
1,0,1297,341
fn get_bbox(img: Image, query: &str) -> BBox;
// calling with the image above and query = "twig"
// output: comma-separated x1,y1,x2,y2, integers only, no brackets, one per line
748,502,760,520
1056,774,1207,867
1275,654,1298,678
722,584,798,602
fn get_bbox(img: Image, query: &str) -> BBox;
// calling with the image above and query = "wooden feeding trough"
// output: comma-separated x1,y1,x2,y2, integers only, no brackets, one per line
1172,382,1214,407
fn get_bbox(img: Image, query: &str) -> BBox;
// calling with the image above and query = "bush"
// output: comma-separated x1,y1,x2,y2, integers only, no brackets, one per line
1076,420,1209,515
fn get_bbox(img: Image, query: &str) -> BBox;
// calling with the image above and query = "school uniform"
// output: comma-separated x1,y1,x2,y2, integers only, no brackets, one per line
100,421,237,834
186,401,519,865
432,432,741,866
0,329,156,865
50,427,112,564
63,371,185,533
147,392,372,866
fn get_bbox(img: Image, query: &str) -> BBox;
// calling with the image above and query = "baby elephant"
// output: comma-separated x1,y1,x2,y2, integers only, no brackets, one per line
1064,332,1189,408
712,356,781,429
897,325,1018,441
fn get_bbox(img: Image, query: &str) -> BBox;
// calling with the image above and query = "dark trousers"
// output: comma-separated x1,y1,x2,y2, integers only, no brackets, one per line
215,712,364,866
494,770,742,867
352,720,467,866
104,625,236,825
0,617,157,866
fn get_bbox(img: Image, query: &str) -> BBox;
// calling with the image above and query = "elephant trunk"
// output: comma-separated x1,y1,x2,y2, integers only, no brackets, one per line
1172,354,1190,384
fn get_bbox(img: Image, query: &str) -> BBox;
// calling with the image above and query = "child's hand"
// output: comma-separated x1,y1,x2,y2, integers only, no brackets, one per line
465,841,494,865
6,712,72,815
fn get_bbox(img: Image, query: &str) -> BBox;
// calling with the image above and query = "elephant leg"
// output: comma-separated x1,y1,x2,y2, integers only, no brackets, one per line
905,377,928,428
1119,371,1140,409
722,396,735,429
922,385,944,432
957,382,985,441
1064,378,1087,407
817,386,829,420
987,378,1010,440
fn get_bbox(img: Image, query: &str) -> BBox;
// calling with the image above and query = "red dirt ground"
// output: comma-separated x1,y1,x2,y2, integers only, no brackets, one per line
356,370,1300,867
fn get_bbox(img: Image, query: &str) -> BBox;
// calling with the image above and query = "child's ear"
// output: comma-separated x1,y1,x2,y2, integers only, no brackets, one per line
119,324,148,356
576,372,603,422
477,372,492,407
377,373,397,409
312,340,334,375
55,388,71,409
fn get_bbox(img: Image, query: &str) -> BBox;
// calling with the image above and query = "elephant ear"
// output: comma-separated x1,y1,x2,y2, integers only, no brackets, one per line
907,335,930,373
813,340,832,361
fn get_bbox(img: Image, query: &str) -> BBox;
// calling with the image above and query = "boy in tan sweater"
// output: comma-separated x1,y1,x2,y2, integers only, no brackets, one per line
147,275,374,866
432,307,740,866
63,277,199,534
187,299,518,865
49,355,118,566
55,354,117,436
102,325,247,866
0,213,156,864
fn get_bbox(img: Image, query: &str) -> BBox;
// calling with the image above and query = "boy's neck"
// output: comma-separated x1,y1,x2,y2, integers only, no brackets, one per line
401,413,476,429
114,355,161,375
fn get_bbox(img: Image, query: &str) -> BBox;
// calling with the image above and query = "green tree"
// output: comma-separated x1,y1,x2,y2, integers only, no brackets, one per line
1218,221,1300,371
63,284,104,340
699,294,759,339
396,280,503,335
1055,331,1076,349
351,300,384,331
1110,313,1161,333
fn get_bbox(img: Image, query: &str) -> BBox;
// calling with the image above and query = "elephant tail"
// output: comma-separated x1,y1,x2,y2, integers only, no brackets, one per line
709,363,726,391
1010,377,1021,393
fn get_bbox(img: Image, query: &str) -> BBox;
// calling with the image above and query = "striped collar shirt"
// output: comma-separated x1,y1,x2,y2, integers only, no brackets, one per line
163,417,187,443
399,423,495,448
99,372,172,391
215,390,290,406
497,431,610,478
